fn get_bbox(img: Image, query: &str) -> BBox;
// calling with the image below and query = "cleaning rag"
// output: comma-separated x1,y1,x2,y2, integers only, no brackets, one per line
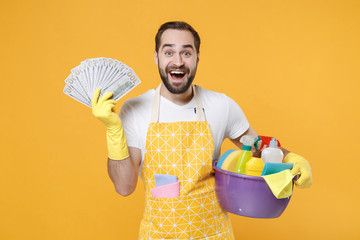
263,170,296,199
150,181,180,198
155,174,178,187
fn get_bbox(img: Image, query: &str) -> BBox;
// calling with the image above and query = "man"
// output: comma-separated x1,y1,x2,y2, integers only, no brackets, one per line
91,21,312,239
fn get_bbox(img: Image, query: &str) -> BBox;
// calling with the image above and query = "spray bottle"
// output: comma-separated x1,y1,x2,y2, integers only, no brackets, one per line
261,138,284,163
234,135,256,174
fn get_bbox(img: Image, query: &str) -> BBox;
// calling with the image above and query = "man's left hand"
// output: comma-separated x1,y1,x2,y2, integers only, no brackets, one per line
283,152,312,188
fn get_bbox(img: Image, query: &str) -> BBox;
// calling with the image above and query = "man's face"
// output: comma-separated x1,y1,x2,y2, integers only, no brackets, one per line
155,29,199,94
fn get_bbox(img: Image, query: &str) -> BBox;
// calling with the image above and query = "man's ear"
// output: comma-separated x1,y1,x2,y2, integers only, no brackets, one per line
197,53,200,64
154,50,158,65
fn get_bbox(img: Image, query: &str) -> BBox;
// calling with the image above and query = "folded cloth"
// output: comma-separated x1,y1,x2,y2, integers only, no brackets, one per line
150,181,180,198
263,170,296,199
155,174,178,187
261,163,294,176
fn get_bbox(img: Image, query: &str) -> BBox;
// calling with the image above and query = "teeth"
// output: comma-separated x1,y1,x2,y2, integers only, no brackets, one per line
170,71,184,74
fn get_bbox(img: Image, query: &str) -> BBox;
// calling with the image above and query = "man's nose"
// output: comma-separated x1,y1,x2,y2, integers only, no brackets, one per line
172,53,184,67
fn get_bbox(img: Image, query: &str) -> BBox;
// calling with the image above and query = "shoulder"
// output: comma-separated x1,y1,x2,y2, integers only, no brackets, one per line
197,85,230,105
121,89,154,112
120,89,154,121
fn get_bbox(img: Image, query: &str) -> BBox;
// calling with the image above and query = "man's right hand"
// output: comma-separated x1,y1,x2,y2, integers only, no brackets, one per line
91,88,121,128
91,88,129,161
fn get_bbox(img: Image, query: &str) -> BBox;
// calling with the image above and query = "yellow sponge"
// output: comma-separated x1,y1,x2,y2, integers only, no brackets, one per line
221,150,241,172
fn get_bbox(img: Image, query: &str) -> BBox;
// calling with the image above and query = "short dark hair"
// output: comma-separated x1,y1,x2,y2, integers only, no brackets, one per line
155,21,200,53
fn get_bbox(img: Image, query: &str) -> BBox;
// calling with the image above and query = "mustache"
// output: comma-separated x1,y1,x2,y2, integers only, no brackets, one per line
166,65,189,73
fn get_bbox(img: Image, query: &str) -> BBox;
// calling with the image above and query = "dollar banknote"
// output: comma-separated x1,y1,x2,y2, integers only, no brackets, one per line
63,57,141,107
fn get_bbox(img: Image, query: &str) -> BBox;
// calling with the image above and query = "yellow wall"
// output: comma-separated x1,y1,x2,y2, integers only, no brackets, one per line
1,0,359,239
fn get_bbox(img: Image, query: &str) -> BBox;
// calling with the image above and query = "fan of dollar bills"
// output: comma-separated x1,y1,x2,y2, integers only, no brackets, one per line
63,57,141,108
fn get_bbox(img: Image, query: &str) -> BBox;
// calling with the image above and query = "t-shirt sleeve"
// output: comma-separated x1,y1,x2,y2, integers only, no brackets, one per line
119,100,141,149
224,96,250,139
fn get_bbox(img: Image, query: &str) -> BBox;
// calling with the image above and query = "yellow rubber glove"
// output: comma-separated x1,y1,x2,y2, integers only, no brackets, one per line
91,88,129,160
283,152,312,188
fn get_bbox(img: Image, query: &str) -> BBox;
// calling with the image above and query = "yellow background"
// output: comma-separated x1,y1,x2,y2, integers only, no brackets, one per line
1,0,359,239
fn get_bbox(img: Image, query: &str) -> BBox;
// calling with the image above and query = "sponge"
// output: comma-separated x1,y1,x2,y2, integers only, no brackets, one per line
221,150,241,172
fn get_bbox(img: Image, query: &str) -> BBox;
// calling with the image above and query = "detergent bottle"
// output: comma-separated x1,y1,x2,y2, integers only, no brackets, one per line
261,138,284,163
234,135,256,174
245,149,264,176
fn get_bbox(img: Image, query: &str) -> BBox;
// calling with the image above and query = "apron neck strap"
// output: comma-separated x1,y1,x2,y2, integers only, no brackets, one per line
150,84,206,123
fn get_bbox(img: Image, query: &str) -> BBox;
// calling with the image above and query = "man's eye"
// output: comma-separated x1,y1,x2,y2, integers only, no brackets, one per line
183,52,191,56
165,51,172,56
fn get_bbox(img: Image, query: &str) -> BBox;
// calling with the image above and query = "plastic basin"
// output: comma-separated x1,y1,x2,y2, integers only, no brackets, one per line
213,164,294,219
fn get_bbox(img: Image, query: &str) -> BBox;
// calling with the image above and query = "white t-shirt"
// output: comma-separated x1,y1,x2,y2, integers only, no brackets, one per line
120,86,250,175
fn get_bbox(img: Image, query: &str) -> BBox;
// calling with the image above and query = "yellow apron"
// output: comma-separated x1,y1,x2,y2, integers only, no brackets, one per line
139,85,234,239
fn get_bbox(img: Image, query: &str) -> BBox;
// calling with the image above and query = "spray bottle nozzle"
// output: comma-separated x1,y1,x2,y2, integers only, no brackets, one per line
240,135,258,151
254,136,261,150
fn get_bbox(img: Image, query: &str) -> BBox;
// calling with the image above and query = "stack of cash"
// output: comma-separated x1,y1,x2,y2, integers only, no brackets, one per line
63,57,141,107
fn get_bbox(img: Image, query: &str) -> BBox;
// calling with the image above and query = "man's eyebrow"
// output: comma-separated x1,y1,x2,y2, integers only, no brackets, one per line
182,44,194,50
161,44,174,51
161,44,195,51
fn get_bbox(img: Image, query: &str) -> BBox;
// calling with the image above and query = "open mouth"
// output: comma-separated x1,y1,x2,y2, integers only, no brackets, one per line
169,70,186,81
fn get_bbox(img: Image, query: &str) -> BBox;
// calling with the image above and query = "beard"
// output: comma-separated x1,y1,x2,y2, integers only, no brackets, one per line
158,63,197,94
